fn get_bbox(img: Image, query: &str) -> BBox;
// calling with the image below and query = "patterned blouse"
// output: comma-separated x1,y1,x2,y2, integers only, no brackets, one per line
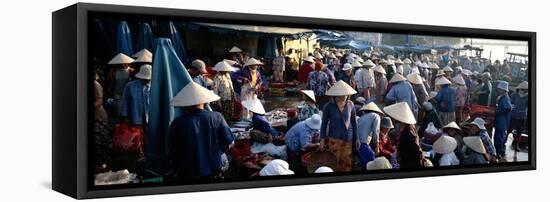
298,102,320,121
212,73,234,100
307,71,330,96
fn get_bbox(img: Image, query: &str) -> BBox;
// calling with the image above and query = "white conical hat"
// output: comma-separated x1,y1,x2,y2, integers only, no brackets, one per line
303,56,315,63
351,60,362,67
373,65,386,74
328,53,336,59
335,52,343,57
229,46,242,53
463,136,486,154
213,61,236,72
429,63,440,69
244,58,263,67
387,55,395,60
389,73,406,83
516,81,528,90
383,102,416,124
359,102,384,114
223,59,237,66
420,62,429,68
442,121,461,131
134,50,153,63
325,80,357,96
366,157,392,170
415,60,422,66
433,135,457,154
135,64,152,80
314,52,323,59
241,98,266,114
363,59,375,67
300,90,316,102
407,73,423,85
379,59,388,64
435,77,452,85
171,82,221,107
393,58,403,64
342,63,353,71
442,66,453,72
132,49,152,58
108,53,135,64
452,75,465,85
403,58,412,64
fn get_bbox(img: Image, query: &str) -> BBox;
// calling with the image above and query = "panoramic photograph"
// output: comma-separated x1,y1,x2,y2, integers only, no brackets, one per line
89,16,530,186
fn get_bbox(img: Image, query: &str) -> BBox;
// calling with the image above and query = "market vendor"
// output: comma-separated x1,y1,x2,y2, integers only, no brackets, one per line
307,63,331,108
168,82,234,181
284,114,322,172
373,65,388,105
378,117,396,160
431,135,460,166
452,75,467,123
242,98,283,144
407,73,429,108
476,72,492,106
232,57,264,120
509,81,528,150
298,56,315,83
441,121,465,163
357,102,384,169
337,63,355,89
356,59,376,101
433,77,456,126
212,61,236,121
228,46,244,64
320,80,358,172
106,53,135,115
462,136,489,165
189,59,209,89
494,81,512,160
297,90,320,121
120,64,152,127
467,117,497,162
385,73,418,118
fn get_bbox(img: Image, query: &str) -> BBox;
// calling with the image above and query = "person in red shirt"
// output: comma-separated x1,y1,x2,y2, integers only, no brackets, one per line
298,56,315,83
378,116,396,159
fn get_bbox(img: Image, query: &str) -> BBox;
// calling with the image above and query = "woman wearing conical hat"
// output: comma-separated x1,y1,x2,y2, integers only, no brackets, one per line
319,80,358,172
106,53,135,114
385,73,419,118
307,63,331,109
212,61,236,121
168,82,234,180
373,65,388,105
384,102,429,169
433,77,456,126
232,57,264,120
452,75,467,123
462,136,489,165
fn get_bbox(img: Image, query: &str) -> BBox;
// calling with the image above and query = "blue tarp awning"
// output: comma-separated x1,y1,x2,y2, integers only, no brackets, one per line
169,21,189,64
135,23,154,54
146,38,193,173
329,40,371,50
116,21,133,56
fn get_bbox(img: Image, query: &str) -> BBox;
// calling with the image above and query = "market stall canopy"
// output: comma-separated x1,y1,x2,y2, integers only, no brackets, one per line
147,38,194,174
168,21,189,64
135,22,154,53
116,21,134,56
329,40,371,50
195,23,312,35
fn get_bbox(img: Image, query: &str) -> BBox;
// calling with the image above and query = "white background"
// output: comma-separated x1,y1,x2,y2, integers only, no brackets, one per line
0,0,547,201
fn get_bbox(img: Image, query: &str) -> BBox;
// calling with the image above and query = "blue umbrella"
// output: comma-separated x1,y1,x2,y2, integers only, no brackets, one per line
146,38,192,173
116,21,133,56
135,22,154,53
168,21,189,64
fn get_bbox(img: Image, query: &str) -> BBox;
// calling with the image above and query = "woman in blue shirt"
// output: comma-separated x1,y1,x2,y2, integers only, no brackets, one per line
509,81,528,150
320,81,358,172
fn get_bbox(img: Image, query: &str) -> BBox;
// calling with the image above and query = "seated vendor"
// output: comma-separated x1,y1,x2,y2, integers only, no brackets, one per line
241,98,283,144
297,90,320,121
284,114,322,173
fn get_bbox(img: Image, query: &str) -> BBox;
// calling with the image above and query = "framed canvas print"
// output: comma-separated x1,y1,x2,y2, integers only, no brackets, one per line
52,3,536,199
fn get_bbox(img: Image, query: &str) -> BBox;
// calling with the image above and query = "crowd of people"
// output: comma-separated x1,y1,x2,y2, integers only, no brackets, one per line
93,43,529,182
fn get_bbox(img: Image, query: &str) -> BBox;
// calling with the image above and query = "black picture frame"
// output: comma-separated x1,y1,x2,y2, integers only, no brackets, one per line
52,2,536,199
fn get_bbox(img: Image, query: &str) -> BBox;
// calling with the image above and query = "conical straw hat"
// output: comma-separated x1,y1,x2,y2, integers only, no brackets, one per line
442,66,453,72
373,65,386,74
407,73,423,85
435,77,452,85
463,136,486,154
171,82,220,107
325,80,357,96
383,102,416,124
389,73,406,83
303,56,315,63
366,157,392,170
213,61,236,72
442,121,461,131
352,60,362,67
452,75,465,85
359,102,384,114
403,58,412,64
314,52,323,59
223,59,237,66
394,58,403,64
229,46,242,53
108,53,135,64
516,81,528,90
244,58,263,67
134,52,153,63
132,49,152,58
433,135,458,154
241,98,266,114
429,63,440,69
363,59,375,67
300,90,316,102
